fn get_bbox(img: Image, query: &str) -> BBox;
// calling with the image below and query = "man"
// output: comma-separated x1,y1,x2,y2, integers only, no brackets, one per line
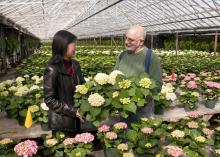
114,25,162,121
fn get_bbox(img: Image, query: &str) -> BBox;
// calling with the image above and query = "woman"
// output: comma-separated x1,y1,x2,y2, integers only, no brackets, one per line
44,30,85,136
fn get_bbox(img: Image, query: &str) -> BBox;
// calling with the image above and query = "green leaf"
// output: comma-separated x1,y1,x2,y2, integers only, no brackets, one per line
152,94,160,101
6,103,17,110
130,123,139,131
140,88,150,97
137,99,145,107
90,107,101,117
128,88,136,96
188,130,201,139
123,102,137,113
120,90,129,98
127,130,138,143
120,111,129,118
183,147,199,157
93,120,100,127
101,109,110,118
74,93,81,99
55,150,63,157
154,128,167,137
198,148,208,157
135,88,144,98
19,109,27,117
139,73,149,78
80,101,91,112
112,100,122,109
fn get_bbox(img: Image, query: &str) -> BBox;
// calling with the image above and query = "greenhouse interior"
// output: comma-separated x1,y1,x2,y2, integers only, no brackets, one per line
0,0,220,157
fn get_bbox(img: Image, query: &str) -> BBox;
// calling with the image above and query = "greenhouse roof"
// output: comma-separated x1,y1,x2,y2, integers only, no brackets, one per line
0,0,220,39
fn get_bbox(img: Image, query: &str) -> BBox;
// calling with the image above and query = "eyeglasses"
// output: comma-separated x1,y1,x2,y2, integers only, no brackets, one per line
125,35,144,43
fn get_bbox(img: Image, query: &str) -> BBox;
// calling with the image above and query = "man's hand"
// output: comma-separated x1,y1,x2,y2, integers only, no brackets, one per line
76,109,85,122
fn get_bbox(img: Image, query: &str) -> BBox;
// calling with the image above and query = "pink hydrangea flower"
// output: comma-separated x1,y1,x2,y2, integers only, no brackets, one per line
187,111,203,118
188,73,196,79
74,132,94,144
14,140,38,157
206,81,220,89
141,127,153,135
113,122,127,130
171,130,185,138
63,138,76,146
187,81,197,89
163,73,168,77
98,124,110,133
184,76,191,81
167,146,185,157
187,121,199,129
206,89,212,93
105,132,117,140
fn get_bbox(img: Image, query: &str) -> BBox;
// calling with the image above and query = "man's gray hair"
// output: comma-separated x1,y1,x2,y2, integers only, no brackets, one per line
127,25,146,40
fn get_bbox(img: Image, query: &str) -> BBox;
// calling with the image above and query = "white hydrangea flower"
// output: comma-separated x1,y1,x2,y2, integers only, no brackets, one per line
41,103,49,111
166,93,177,101
8,86,17,92
0,83,6,92
4,80,13,86
0,138,13,145
94,73,109,85
46,139,58,146
29,85,40,91
75,85,88,94
16,77,25,83
35,79,42,84
112,91,119,98
88,93,105,107
15,86,29,96
29,105,40,113
161,83,174,94
108,70,124,85
120,98,131,105
84,77,90,82
24,75,29,78
0,91,9,97
31,75,39,81
191,92,199,97
139,78,152,88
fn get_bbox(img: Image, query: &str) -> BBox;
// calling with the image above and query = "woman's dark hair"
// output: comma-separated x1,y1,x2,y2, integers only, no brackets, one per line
49,30,77,65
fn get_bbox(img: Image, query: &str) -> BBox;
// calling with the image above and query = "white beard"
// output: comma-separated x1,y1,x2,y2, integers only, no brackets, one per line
125,47,133,51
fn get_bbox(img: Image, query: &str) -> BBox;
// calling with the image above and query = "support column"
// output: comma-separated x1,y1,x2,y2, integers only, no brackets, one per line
214,30,218,56
175,32,179,56
0,25,7,74
151,34,154,49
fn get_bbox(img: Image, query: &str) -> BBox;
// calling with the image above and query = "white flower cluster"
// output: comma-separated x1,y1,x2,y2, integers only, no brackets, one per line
88,93,105,107
46,139,58,146
16,77,25,84
139,78,152,88
94,71,123,85
94,73,109,85
8,86,17,92
31,75,43,84
161,83,177,101
108,70,123,85
15,86,29,96
40,103,49,111
3,80,13,86
29,85,40,92
0,83,6,92
75,85,88,94
29,105,39,113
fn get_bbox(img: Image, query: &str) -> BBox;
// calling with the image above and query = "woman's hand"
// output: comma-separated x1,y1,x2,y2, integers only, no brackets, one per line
76,109,85,122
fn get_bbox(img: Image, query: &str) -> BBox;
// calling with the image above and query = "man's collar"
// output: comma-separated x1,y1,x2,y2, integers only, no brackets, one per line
134,46,146,54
